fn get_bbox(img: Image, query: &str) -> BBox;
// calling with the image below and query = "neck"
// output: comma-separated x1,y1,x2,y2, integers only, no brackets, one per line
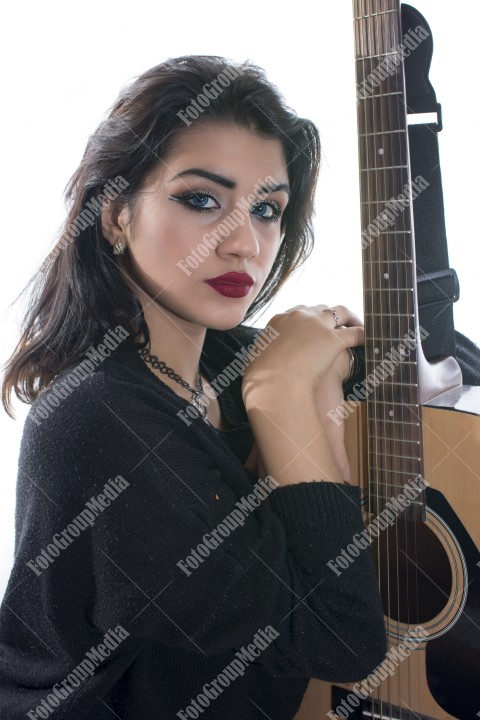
119,259,207,388
140,296,206,388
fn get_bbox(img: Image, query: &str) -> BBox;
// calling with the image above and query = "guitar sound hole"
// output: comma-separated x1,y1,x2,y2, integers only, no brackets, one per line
372,522,452,624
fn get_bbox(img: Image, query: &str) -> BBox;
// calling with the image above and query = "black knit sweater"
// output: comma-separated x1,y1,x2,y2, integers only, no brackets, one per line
0,324,387,719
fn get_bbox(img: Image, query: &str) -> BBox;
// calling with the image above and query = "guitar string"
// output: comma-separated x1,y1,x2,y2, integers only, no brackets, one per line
360,3,376,718
367,0,390,717
373,4,391,717
359,2,382,717
394,1,422,713
387,5,399,718
382,3,413,715
367,7,380,719
392,2,409,717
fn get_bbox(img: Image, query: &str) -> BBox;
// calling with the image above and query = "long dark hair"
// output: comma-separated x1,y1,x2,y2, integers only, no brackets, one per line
2,55,321,419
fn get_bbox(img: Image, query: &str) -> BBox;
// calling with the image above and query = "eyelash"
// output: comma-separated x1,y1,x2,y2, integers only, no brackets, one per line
170,191,284,223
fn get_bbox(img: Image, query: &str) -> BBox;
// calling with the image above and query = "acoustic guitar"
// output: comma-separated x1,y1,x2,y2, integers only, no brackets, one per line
293,1,480,718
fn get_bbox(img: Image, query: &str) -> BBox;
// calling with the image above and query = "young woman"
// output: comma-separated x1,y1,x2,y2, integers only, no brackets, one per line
0,56,386,719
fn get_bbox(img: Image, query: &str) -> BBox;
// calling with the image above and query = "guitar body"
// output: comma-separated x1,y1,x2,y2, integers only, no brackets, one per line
293,390,480,719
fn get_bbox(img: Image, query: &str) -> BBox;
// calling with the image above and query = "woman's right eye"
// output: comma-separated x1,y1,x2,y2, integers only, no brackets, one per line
170,192,220,213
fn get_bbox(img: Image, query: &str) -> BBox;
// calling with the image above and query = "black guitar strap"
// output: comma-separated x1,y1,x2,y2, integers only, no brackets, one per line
401,4,460,361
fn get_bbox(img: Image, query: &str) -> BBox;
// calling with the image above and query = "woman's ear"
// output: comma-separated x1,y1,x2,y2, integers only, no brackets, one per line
101,200,131,249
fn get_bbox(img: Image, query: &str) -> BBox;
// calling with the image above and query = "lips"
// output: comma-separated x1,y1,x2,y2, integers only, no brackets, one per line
204,272,254,299
205,272,254,286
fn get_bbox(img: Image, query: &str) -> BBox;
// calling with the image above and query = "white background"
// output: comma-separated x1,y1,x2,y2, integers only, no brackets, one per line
1,1,479,599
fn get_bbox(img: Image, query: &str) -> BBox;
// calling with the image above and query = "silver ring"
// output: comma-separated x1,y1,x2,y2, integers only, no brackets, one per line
345,347,355,383
329,307,340,328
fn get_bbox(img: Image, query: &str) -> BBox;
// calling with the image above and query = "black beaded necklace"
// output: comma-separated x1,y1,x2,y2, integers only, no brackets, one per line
138,347,211,423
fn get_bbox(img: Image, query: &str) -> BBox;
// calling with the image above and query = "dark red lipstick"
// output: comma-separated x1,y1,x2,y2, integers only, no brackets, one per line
205,272,254,298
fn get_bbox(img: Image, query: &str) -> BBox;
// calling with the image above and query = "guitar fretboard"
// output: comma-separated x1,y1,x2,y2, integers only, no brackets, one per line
353,0,425,519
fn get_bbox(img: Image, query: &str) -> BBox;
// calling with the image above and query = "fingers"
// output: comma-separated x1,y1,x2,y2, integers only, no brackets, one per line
336,325,365,349
281,303,364,347
319,304,364,329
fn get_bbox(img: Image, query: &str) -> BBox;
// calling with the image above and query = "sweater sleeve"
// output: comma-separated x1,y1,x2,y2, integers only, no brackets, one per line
8,371,387,686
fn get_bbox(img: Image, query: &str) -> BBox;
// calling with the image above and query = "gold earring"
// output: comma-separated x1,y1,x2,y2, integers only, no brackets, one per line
113,239,125,255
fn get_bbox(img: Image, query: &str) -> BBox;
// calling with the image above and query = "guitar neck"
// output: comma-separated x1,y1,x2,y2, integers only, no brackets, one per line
353,0,426,519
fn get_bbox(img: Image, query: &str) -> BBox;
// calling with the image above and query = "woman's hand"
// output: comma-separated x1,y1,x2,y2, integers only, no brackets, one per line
242,304,364,407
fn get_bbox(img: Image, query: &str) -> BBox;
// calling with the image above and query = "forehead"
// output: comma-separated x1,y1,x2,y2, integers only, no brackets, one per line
158,121,289,184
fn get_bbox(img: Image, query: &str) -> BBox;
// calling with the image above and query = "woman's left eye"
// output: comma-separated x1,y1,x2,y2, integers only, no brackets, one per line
252,200,282,222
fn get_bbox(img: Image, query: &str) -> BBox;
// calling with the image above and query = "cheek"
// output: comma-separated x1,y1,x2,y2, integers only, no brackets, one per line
261,234,282,264
132,212,188,266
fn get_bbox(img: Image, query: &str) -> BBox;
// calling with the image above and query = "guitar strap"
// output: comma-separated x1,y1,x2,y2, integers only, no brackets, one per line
401,4,460,361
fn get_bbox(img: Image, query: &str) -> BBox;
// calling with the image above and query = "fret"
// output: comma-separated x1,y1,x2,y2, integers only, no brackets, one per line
356,51,400,61
364,287,414,292
361,201,413,207
378,419,420,426
358,130,406,137
369,436,420,444
366,340,417,345
366,358,417,372
353,10,397,21
368,495,424,506
361,165,408,171
366,362,418,374
365,382,418,387
362,230,411,234
366,400,419,406
359,91,403,99
369,452,421,462
364,312,413,317
366,360,417,366
369,468,421,476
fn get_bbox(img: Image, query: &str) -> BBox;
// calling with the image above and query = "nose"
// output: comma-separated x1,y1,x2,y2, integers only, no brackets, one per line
215,211,260,259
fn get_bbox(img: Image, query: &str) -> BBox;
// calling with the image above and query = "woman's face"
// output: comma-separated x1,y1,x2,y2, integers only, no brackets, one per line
118,121,290,330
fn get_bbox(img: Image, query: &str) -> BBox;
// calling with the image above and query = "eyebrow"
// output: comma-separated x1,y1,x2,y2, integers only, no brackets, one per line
166,168,291,197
